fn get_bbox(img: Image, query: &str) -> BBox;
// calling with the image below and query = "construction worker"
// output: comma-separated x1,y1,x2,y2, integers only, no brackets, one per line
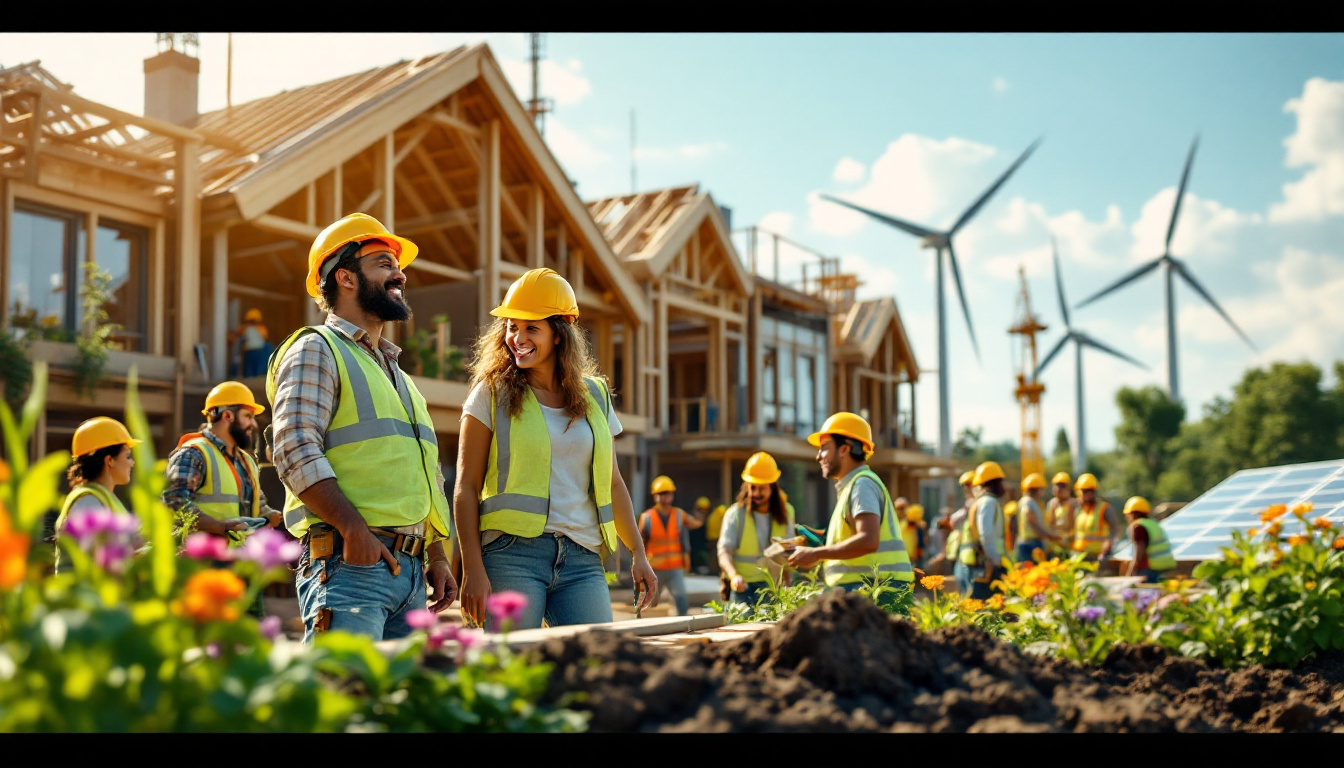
689,495,713,573
235,307,273,378
1071,473,1125,561
163,381,281,540
1046,471,1078,557
640,475,700,616
52,417,139,572
1122,496,1176,583
902,503,928,568
717,452,795,606
267,213,456,644
1003,499,1018,554
1014,473,1062,563
455,267,657,631
955,461,1008,600
789,412,914,613
706,501,730,601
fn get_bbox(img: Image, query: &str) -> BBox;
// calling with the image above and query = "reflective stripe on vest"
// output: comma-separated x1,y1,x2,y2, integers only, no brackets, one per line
959,496,1006,566
266,325,450,540
1136,517,1176,571
1073,502,1111,555
646,508,687,570
478,376,618,557
182,436,261,520
55,482,127,534
1017,495,1043,542
823,467,914,586
731,501,796,583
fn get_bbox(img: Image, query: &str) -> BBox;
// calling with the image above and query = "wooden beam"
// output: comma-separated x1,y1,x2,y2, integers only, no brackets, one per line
211,229,229,379
175,138,203,370
252,213,321,241
527,183,544,268
428,109,482,139
477,120,500,330
410,259,474,282
381,132,394,228
398,208,476,234
228,282,293,302
659,288,747,323
231,240,300,260
152,219,165,355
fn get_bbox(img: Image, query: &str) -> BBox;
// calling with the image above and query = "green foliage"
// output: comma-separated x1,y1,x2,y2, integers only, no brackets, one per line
0,329,32,410
399,314,465,381
1045,427,1072,480
952,426,1020,477
1108,386,1186,501
69,264,122,400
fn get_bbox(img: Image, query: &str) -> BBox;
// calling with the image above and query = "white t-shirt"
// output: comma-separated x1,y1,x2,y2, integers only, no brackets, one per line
462,382,623,553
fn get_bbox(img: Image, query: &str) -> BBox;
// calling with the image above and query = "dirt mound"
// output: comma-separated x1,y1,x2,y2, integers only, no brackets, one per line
532,591,1344,732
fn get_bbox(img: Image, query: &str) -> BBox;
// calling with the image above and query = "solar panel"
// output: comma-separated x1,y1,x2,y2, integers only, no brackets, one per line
1111,458,1344,562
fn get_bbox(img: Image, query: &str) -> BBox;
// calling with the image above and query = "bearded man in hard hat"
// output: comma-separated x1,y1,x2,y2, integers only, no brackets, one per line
640,475,702,616
266,213,455,644
1121,496,1176,583
789,413,915,613
1070,473,1124,562
718,452,796,606
1045,471,1078,557
1014,473,1063,563
955,461,1008,600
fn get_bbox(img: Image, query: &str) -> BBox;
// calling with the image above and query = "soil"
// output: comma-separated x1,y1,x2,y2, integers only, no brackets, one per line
532,591,1344,732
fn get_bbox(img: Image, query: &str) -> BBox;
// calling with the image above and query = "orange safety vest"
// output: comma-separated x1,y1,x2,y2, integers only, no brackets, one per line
642,507,689,571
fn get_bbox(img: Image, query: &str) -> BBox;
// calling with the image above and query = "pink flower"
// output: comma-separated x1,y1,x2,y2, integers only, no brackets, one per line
426,623,458,652
205,642,222,659
456,628,485,651
259,615,282,641
94,543,132,574
235,527,302,570
486,590,528,624
183,533,232,561
406,608,437,630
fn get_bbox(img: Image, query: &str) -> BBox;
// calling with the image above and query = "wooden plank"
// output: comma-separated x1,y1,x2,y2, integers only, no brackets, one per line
211,228,228,380
252,213,321,241
175,138,202,368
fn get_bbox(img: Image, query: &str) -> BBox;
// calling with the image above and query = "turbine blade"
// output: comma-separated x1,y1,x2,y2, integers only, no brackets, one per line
1034,333,1071,380
946,241,980,361
1170,257,1258,351
1164,136,1199,254
1074,258,1163,310
818,194,938,239
1053,237,1070,329
1077,332,1148,370
949,136,1043,235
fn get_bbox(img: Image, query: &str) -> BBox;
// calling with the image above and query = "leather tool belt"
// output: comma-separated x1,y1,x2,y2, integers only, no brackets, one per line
367,526,426,559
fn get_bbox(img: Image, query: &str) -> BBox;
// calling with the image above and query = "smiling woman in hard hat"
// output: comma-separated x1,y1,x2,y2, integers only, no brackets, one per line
639,475,703,616
51,416,140,572
455,267,658,631
955,461,1009,600
1046,471,1078,557
1121,496,1176,583
717,452,796,606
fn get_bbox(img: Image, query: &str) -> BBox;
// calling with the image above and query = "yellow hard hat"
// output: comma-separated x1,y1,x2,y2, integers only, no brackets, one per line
244,307,263,323
72,417,141,458
1074,473,1099,491
808,412,875,453
1052,472,1072,486
1005,500,1019,516
1124,496,1151,515
202,381,266,417
741,451,782,484
1022,472,1047,490
651,475,676,494
973,461,1005,486
907,504,924,523
696,496,711,509
959,471,974,486
490,268,580,321
305,213,418,299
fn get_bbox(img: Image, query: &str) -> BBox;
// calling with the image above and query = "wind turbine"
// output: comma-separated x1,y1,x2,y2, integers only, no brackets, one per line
821,137,1042,457
1036,239,1147,474
1073,136,1255,404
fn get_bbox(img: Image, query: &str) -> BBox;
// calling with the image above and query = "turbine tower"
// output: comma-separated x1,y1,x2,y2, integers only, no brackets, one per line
1073,136,1256,403
1036,239,1147,474
821,137,1042,456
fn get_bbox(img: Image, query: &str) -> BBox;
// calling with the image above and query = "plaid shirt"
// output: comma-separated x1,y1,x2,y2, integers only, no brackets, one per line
162,426,275,517
269,313,448,500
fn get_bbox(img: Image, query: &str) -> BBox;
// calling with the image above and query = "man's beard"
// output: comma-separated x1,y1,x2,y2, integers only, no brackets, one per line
229,419,253,451
355,266,412,322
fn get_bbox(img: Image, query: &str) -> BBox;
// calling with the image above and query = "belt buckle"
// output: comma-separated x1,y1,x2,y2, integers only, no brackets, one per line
397,533,425,558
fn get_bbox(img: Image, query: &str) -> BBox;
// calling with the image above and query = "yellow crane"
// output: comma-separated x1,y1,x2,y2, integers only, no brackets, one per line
1009,265,1046,480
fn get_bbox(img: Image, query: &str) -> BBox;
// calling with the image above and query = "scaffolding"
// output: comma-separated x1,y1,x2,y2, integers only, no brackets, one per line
734,225,861,313
1009,265,1047,480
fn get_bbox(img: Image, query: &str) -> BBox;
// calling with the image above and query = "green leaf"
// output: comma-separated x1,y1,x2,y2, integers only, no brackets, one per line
1249,576,1268,596
19,361,47,441
17,450,69,535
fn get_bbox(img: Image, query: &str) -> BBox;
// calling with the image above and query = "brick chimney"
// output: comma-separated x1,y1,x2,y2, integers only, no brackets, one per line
143,42,199,126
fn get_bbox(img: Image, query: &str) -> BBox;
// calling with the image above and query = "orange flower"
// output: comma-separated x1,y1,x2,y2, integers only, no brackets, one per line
0,530,29,590
0,457,10,483
1288,534,1309,547
920,575,946,592
1292,502,1314,518
1305,580,1317,591
958,598,985,612
1261,504,1288,523
1247,528,1261,536
986,594,1005,610
1266,520,1283,537
1333,536,1344,550
1070,539,1085,552
1312,518,1334,530
1031,547,1045,563
174,569,246,623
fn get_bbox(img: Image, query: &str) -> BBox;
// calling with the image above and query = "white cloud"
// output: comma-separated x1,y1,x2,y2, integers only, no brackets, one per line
543,117,609,170
993,77,1009,94
1270,77,1344,222
758,211,795,237
498,57,592,107
832,156,866,184
1128,188,1260,264
634,141,729,162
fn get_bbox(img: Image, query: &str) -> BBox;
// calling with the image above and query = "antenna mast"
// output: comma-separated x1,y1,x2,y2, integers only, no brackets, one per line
1009,265,1047,480
526,33,553,134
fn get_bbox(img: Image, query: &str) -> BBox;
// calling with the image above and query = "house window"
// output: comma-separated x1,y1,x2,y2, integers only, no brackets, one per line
96,220,150,352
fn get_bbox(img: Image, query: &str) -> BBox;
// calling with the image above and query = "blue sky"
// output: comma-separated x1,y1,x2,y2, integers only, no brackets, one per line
3,32,1342,460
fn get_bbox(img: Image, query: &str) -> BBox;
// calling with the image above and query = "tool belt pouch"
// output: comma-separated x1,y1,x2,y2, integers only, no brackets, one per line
308,527,336,583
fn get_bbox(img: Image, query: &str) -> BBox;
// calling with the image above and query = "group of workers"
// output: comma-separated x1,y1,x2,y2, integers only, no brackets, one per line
48,211,1177,646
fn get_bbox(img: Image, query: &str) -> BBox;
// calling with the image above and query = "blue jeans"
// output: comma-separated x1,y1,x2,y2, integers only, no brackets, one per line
295,538,425,645
1015,539,1045,564
953,560,996,601
482,532,613,632
1138,568,1169,584
729,580,768,607
656,567,689,615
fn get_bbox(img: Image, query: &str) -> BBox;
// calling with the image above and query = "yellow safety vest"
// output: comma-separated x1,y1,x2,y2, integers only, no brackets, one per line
266,325,450,541
727,501,796,583
478,376,618,559
823,466,914,587
53,482,128,573
180,435,262,520
1134,517,1176,571
959,495,1006,567
1017,495,1044,542
1073,501,1112,556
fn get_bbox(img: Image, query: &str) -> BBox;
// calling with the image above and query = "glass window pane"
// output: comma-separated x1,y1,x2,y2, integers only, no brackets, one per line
8,208,74,333
780,346,794,406
763,346,777,401
797,355,815,435
96,221,148,352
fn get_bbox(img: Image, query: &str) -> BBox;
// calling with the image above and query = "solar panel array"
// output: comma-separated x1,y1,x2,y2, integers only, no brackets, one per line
1111,458,1344,561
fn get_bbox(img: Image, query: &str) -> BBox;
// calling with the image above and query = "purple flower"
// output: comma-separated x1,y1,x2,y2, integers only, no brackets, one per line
1085,586,1099,600
94,542,132,574
259,615,282,641
486,591,528,624
235,527,302,570
205,642,222,659
183,533,232,561
406,608,437,630
1032,593,1048,607
1073,606,1106,623
64,507,117,547
1120,588,1136,602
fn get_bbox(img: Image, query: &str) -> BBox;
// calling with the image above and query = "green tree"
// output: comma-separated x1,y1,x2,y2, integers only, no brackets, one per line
1046,427,1072,479
1109,386,1185,500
